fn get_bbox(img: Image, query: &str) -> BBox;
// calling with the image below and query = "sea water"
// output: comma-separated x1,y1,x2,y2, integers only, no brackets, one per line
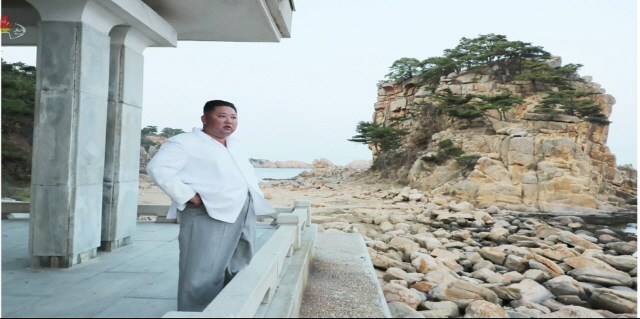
254,168,309,182
624,223,638,235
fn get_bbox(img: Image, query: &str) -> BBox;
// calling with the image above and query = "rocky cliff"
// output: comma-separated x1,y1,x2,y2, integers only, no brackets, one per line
371,57,636,213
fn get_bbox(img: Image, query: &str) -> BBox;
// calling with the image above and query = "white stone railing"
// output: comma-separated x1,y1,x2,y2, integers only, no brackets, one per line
162,199,312,318
2,201,176,219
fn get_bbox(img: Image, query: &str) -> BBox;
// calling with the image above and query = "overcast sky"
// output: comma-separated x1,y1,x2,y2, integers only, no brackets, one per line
2,0,637,166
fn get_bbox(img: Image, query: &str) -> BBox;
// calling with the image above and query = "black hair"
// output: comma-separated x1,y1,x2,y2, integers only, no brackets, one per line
203,100,237,114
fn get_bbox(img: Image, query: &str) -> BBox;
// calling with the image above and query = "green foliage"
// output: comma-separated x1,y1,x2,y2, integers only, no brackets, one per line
160,127,185,138
478,93,525,121
2,60,36,123
348,121,409,177
430,89,482,123
141,125,158,135
515,61,583,90
379,34,552,86
456,155,482,170
141,136,160,151
430,89,523,123
444,34,550,76
422,139,464,164
536,90,610,124
2,59,36,190
437,139,453,149
382,58,424,84
348,121,408,154
419,56,459,84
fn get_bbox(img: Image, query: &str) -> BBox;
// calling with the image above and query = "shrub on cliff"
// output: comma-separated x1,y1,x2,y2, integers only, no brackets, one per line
536,90,610,125
421,139,464,164
348,121,408,178
515,61,584,90
430,88,523,123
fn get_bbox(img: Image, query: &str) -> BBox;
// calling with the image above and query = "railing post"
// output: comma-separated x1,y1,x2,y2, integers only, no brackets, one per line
277,213,301,250
294,199,311,227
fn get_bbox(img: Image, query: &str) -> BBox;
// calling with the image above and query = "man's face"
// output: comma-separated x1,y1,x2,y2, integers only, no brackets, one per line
201,106,238,138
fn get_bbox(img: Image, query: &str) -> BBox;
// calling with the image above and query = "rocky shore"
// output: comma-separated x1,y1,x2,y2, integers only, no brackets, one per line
139,164,636,318
305,185,637,318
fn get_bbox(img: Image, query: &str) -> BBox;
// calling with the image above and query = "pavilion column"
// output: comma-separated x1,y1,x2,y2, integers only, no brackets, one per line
101,27,151,251
27,1,122,268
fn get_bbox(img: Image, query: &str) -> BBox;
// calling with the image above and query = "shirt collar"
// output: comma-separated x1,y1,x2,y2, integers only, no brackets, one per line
193,127,232,147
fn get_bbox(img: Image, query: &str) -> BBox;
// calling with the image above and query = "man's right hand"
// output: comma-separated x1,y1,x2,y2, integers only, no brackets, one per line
189,193,203,206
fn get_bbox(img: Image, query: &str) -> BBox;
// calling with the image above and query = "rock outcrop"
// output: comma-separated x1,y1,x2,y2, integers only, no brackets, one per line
371,57,636,213
249,159,311,168
346,159,373,170
298,158,365,182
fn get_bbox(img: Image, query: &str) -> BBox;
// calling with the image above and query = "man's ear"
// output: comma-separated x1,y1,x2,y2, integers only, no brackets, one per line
201,114,206,125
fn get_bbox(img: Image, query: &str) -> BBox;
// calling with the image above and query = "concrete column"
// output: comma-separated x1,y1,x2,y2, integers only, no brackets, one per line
26,0,124,268
29,20,111,268
101,27,151,251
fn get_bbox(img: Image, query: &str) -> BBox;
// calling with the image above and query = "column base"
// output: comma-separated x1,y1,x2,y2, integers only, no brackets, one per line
100,236,132,252
30,248,97,268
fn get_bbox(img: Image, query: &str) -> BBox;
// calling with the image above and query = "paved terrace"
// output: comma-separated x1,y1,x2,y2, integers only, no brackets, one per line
1,219,277,318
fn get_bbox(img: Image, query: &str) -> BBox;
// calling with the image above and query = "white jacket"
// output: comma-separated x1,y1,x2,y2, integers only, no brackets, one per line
146,127,275,223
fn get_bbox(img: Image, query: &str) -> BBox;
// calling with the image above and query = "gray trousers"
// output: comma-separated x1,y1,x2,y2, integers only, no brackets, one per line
177,192,256,312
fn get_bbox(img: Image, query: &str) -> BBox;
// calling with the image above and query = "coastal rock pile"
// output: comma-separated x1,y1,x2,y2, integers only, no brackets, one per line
249,159,311,168
298,158,366,182
312,196,637,318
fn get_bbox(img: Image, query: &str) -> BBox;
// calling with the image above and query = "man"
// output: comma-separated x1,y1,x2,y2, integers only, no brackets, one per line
146,100,275,312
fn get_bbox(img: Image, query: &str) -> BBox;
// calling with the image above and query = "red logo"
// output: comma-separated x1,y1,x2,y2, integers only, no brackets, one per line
1,15,26,39
1,15,12,33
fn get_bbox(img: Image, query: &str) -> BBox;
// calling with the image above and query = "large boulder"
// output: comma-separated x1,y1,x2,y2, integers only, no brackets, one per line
605,242,637,255
411,252,447,274
387,302,424,318
564,256,619,272
463,300,508,318
542,248,580,262
530,254,565,277
428,280,499,309
504,255,528,272
539,305,605,318
390,237,420,255
478,247,506,265
370,249,403,270
425,268,458,285
588,288,637,314
594,254,637,272
544,275,588,300
383,267,425,285
418,301,459,317
567,267,633,287
509,279,555,303
383,283,422,309
487,286,522,300
557,231,600,250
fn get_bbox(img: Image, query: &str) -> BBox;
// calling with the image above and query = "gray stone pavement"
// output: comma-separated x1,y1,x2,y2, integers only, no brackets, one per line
299,233,390,318
1,219,276,318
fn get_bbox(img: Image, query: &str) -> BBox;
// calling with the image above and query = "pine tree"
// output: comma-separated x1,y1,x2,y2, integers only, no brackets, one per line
536,90,610,124
348,121,408,178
